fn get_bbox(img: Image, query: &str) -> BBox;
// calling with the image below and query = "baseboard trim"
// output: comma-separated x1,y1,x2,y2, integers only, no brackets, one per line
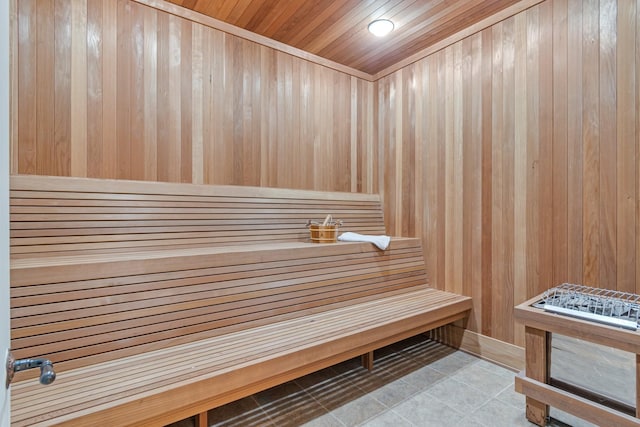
428,325,524,372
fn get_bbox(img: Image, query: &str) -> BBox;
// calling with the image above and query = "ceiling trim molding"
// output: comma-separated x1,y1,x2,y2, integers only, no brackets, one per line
132,0,375,82
372,0,547,80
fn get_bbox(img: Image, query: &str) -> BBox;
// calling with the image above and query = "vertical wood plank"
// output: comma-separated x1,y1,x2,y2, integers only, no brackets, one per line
350,76,359,193
636,0,640,298
616,0,636,294
129,2,145,181
582,0,601,287
101,0,117,179
552,0,568,287
525,6,540,303
10,0,18,173
191,22,203,184
115,0,131,179
54,0,72,176
599,0,617,290
70,0,88,177
86,0,103,178
143,5,158,181
501,16,515,344
480,27,493,336
513,11,527,347
17,0,36,174
180,17,192,183
35,0,54,175
491,21,504,341
567,0,584,285
537,0,553,299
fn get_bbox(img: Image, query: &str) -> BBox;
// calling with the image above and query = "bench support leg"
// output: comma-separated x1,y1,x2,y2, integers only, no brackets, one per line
195,411,208,427
361,351,374,371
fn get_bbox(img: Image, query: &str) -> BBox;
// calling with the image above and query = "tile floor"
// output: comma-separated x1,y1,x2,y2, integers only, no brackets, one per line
168,335,597,427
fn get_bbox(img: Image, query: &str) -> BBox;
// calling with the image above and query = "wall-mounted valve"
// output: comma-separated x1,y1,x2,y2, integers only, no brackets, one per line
6,351,56,388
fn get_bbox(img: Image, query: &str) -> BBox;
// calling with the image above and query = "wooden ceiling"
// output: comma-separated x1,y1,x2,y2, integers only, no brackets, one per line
164,0,523,75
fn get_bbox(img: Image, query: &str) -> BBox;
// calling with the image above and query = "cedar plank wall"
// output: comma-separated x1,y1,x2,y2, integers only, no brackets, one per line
10,0,640,349
12,0,377,193
379,0,640,346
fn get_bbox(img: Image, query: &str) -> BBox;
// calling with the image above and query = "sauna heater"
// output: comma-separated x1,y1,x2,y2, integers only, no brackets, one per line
532,283,638,415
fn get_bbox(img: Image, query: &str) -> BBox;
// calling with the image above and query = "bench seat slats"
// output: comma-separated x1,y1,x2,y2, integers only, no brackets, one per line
11,288,471,427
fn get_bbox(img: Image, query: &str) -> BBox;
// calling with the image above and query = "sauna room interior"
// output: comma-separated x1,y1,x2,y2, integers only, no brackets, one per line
2,0,640,426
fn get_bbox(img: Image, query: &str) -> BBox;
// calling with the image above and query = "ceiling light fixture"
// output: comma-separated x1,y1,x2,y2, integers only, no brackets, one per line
368,19,394,37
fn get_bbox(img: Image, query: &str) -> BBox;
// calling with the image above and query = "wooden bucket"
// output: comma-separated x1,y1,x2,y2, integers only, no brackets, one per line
308,224,338,243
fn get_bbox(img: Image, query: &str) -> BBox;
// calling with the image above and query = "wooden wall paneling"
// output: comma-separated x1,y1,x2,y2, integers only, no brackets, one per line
424,55,440,290
16,0,35,174
116,0,132,179
412,62,424,249
567,0,584,284
552,0,568,288
131,2,146,181
190,22,202,184
378,74,393,234
229,35,243,185
637,0,640,297
480,27,493,337
102,0,118,179
513,11,527,347
490,21,504,342
260,44,275,188
375,0,640,345
502,16,516,345
249,41,264,188
444,46,456,295
465,33,483,331
71,0,88,177
599,0,618,290
86,0,103,178
401,65,416,238
537,1,553,305
436,50,446,293
14,0,375,193
54,0,71,176
207,29,225,185
143,5,158,181
392,70,402,236
617,0,637,294
168,13,184,182
276,50,291,188
179,16,192,183
35,0,54,175
10,0,18,173
582,0,601,286
351,76,360,193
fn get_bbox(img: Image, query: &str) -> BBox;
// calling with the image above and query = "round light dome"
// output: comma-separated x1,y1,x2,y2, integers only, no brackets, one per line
368,19,394,37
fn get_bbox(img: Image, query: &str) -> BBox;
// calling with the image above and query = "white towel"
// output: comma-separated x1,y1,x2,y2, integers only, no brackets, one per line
338,232,391,250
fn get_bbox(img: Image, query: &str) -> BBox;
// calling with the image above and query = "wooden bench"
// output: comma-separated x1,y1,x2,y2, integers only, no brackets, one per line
9,175,472,427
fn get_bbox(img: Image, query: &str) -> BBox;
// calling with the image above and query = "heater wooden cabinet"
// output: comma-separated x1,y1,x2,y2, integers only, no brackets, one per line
515,293,640,427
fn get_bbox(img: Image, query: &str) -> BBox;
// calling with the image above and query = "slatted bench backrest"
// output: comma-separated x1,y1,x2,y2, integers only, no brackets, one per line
10,175,386,257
